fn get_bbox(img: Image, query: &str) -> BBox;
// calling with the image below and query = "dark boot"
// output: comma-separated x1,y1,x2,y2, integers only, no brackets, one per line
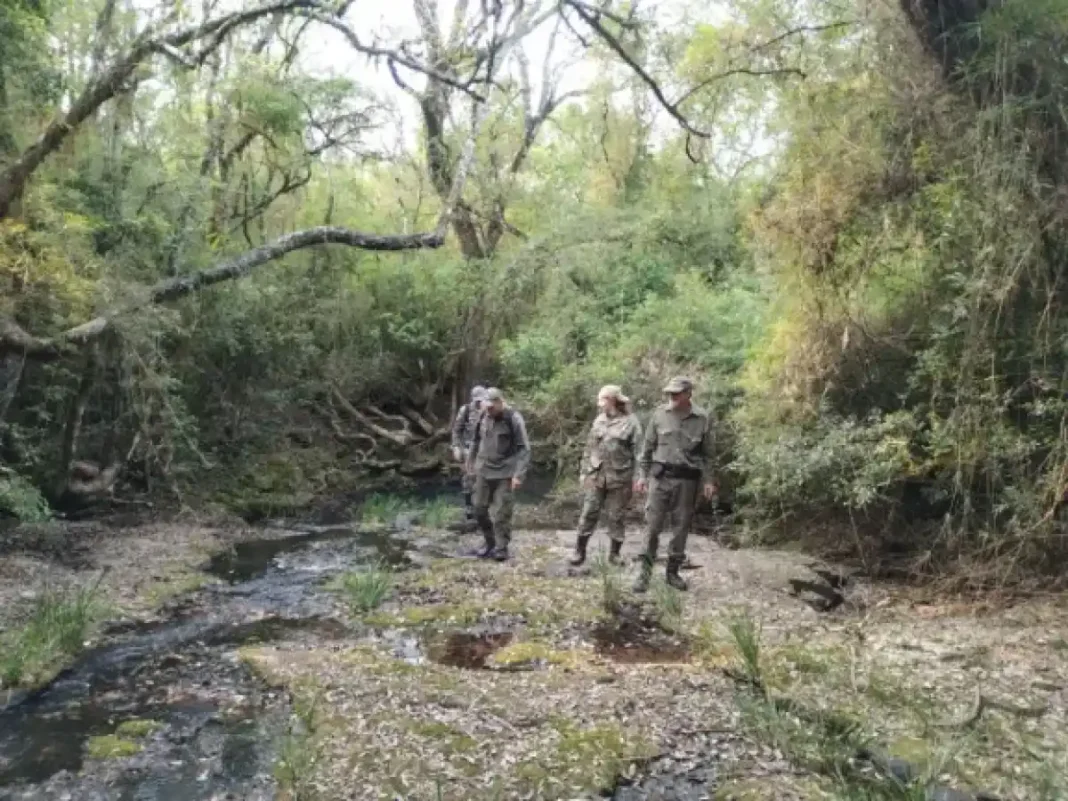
666,556,689,591
608,539,623,566
474,527,495,558
569,535,590,566
461,493,477,531
492,547,510,562
632,555,653,593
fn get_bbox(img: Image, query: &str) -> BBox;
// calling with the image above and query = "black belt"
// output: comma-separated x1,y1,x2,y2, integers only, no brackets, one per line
653,463,701,480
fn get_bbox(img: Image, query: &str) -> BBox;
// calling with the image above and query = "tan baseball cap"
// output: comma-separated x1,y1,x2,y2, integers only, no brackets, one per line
484,387,504,401
598,384,630,404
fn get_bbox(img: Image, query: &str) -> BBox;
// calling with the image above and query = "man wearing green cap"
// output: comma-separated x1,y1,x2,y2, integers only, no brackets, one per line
632,376,717,591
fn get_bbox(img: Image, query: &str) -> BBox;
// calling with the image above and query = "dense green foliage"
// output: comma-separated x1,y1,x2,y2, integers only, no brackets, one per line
1,0,1066,575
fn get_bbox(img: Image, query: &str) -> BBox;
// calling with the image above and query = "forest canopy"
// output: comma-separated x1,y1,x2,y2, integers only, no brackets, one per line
1,0,1066,578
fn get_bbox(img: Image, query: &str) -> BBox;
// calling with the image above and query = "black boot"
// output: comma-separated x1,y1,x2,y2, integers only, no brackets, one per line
474,527,495,558
461,493,477,531
569,535,590,566
632,555,653,593
666,556,689,591
608,539,623,566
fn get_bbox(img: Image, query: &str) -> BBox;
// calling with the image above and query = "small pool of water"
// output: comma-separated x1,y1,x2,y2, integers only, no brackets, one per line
207,527,409,583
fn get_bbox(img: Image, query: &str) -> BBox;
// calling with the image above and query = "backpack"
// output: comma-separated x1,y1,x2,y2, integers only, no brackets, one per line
474,408,519,456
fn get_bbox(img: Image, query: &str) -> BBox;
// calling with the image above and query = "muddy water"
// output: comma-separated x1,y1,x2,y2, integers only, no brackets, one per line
0,521,410,801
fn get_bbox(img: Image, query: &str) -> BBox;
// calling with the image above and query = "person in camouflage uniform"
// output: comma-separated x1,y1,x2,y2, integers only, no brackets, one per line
569,385,642,567
632,376,717,592
451,385,488,527
466,388,531,561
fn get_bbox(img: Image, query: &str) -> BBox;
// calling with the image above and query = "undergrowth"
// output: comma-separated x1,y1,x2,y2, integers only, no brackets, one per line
0,578,105,688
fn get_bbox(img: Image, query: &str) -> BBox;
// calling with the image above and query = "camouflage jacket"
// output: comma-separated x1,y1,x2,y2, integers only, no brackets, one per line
581,412,642,488
451,403,481,452
638,404,716,481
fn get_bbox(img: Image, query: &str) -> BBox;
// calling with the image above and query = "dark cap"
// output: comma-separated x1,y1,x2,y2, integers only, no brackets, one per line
662,376,693,394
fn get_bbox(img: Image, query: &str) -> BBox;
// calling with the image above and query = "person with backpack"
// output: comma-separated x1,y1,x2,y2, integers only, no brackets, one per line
465,388,531,561
451,385,488,527
569,385,642,567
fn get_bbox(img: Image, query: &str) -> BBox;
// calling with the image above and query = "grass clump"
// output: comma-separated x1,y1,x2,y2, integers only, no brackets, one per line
0,472,51,522
0,580,105,689
358,493,409,525
274,688,324,801
727,608,763,687
335,560,392,613
420,497,459,529
115,718,161,739
86,734,142,759
591,554,624,615
651,577,684,633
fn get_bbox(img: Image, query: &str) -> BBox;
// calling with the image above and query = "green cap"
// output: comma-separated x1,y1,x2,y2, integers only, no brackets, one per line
662,376,693,394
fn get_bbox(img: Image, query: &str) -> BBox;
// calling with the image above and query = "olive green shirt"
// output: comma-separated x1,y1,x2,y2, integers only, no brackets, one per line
467,407,531,481
638,403,716,481
581,412,642,488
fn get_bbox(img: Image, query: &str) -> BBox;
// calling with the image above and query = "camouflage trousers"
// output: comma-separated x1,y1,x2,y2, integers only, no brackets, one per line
643,477,699,561
473,475,515,550
577,482,632,543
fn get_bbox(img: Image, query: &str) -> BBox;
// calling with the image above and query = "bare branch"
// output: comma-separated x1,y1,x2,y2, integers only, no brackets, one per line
674,67,806,107
563,0,711,139
305,11,487,100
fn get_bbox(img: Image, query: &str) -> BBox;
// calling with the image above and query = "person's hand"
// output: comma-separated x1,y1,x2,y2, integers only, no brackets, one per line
451,447,463,463
582,475,595,490
702,480,718,501
511,476,523,491
633,478,648,494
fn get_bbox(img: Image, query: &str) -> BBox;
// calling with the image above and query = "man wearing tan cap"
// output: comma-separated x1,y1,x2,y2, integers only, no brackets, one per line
465,388,531,561
569,385,642,567
632,376,717,591
451,385,488,528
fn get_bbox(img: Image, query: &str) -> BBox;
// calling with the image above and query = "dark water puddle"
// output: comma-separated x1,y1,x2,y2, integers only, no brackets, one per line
0,639,280,797
424,631,515,669
591,621,691,664
1,522,416,800
207,526,409,582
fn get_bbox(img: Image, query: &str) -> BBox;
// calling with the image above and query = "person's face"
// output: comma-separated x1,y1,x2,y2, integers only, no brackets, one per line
666,389,691,410
486,398,505,417
597,392,616,415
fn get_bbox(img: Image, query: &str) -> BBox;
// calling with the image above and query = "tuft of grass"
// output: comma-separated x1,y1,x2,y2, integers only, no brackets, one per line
358,493,409,525
86,734,142,759
0,472,52,522
651,577,684,633
591,554,624,615
420,497,459,529
274,687,324,801
727,608,763,687
115,719,161,739
0,580,105,689
336,561,392,613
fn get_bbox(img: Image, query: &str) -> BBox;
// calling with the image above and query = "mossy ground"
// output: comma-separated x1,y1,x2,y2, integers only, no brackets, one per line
242,527,1068,801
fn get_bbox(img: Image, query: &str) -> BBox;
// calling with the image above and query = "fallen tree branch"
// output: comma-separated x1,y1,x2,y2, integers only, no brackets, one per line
330,386,417,447
0,227,444,360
